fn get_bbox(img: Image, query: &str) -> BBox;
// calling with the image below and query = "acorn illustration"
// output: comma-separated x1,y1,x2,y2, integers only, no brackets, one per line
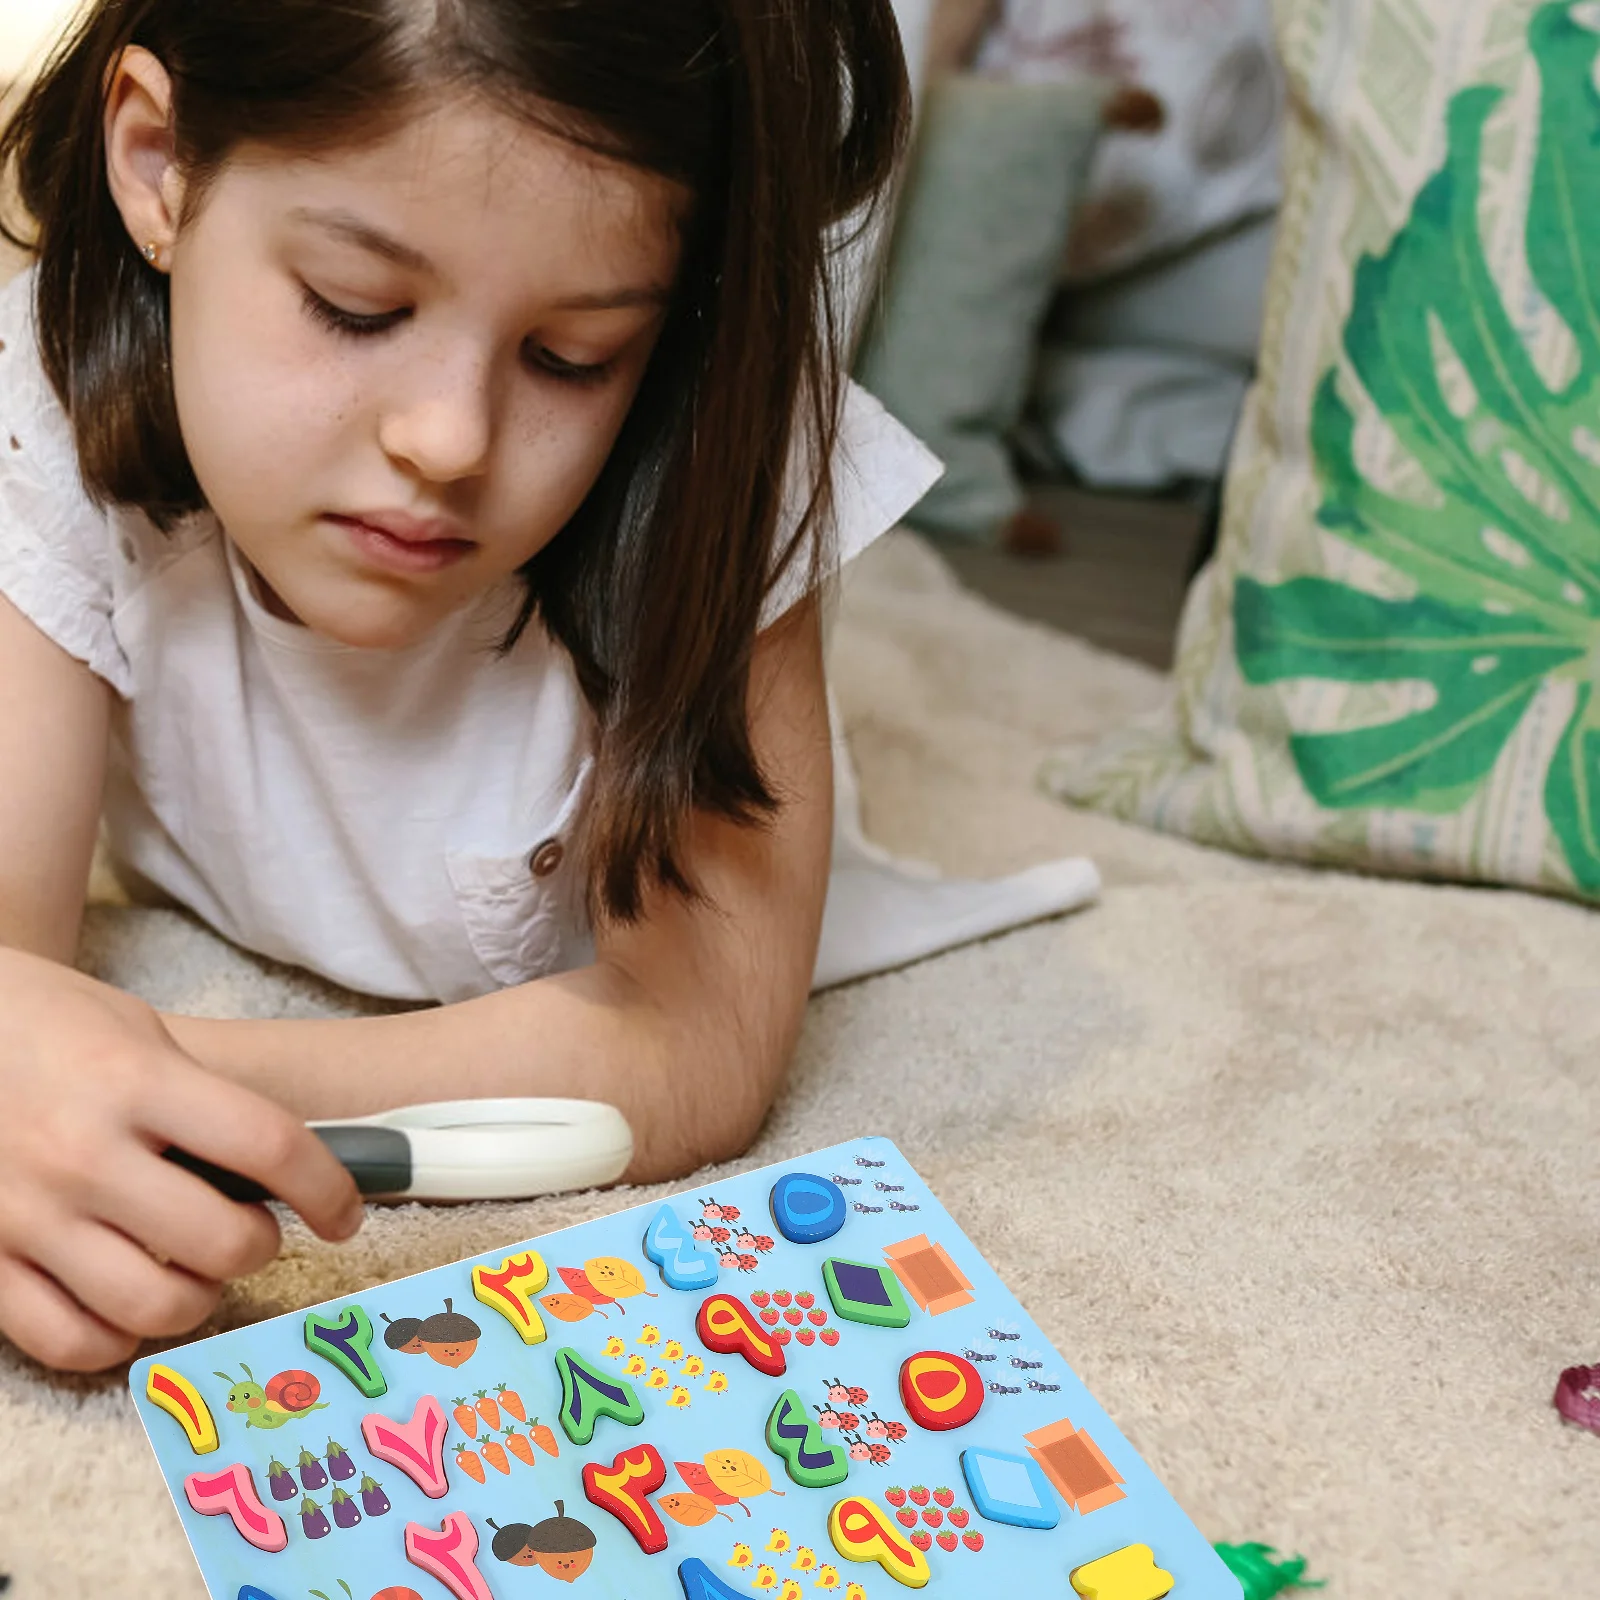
487,1502,597,1582
416,1299,481,1369
380,1312,426,1354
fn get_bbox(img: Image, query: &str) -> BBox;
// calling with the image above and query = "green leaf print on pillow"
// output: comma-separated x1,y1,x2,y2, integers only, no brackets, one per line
1236,3,1600,889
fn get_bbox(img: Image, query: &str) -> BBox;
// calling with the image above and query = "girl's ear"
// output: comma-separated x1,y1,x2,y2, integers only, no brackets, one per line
103,46,187,271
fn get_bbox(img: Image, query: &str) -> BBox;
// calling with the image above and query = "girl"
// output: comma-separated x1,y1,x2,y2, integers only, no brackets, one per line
0,0,939,1372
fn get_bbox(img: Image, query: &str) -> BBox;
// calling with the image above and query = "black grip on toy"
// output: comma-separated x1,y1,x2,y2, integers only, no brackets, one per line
162,1125,413,1202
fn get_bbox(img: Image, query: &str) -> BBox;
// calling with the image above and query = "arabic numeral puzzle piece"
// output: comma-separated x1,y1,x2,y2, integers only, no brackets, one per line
899,1350,985,1432
695,1292,786,1377
821,1257,912,1329
406,1510,496,1600
766,1389,849,1489
303,1304,387,1399
582,1441,669,1554
769,1172,847,1244
1069,1545,1175,1600
237,1588,279,1600
361,1395,450,1498
643,1204,722,1291
145,1364,219,1455
472,1250,550,1345
183,1463,288,1553
556,1346,646,1446
829,1495,931,1588
960,1447,1061,1530
678,1557,749,1598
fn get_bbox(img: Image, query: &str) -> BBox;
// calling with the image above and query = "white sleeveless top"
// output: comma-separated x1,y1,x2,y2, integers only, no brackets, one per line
0,270,941,1002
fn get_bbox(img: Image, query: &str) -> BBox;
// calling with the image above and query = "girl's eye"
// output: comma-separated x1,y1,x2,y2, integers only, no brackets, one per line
526,343,614,386
301,286,409,338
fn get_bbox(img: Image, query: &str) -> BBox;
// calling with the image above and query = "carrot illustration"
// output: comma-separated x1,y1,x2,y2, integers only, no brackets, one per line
454,1443,486,1485
529,1417,560,1458
480,1439,511,1476
494,1381,527,1424
502,1426,536,1468
474,1389,502,1433
452,1398,480,1439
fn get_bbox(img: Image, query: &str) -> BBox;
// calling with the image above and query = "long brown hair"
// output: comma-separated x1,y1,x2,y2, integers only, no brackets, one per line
0,0,911,922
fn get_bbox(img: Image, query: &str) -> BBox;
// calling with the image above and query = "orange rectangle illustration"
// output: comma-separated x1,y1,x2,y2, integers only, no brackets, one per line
883,1235,976,1315
1024,1418,1126,1514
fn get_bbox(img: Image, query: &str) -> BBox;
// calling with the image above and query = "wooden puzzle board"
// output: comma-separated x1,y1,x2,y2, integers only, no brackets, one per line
130,1137,1243,1599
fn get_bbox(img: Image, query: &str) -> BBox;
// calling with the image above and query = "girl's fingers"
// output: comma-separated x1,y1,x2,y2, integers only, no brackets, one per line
86,1147,281,1286
28,1217,222,1344
140,1053,364,1243
0,1251,140,1373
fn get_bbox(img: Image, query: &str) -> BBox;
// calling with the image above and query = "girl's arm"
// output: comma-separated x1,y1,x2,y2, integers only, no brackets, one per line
167,596,834,1184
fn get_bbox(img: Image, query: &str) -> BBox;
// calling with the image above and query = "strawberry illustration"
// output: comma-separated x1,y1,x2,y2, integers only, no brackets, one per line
885,1487,907,1507
933,1487,954,1508
783,1308,803,1325
796,1328,816,1346
962,1532,984,1552
910,1531,933,1552
937,1531,959,1552
895,1509,917,1529
796,1292,815,1309
759,1308,780,1326
807,1309,828,1326
773,1290,792,1308
948,1508,969,1528
922,1509,943,1529
773,1327,792,1345
750,1291,771,1308
820,1328,840,1346
909,1486,930,1507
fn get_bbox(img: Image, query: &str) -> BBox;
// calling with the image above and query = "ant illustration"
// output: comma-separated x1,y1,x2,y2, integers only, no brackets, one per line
1027,1379,1063,1394
987,1321,1022,1342
873,1182,905,1193
888,1201,921,1212
962,1348,998,1363
855,1157,886,1169
852,1202,884,1214
1010,1353,1045,1370
829,1174,864,1186
987,1381,1023,1396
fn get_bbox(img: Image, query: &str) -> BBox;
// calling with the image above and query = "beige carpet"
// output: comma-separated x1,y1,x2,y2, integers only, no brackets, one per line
1,532,1595,1598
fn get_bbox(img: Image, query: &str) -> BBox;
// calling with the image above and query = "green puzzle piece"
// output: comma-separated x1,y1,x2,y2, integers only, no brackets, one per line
766,1389,849,1489
303,1305,387,1399
555,1347,645,1446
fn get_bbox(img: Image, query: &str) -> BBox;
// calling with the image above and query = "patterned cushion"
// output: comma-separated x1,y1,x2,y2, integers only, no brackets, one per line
1048,0,1600,903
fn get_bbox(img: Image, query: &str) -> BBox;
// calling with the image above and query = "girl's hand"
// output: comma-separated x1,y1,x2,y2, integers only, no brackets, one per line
0,948,364,1372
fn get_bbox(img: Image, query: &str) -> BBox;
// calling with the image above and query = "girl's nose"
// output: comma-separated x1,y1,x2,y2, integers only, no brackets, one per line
377,352,495,484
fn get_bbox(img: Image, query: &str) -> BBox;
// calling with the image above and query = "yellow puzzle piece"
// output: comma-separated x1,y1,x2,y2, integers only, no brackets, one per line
145,1364,219,1455
828,1495,930,1589
470,1252,549,1345
1070,1544,1175,1600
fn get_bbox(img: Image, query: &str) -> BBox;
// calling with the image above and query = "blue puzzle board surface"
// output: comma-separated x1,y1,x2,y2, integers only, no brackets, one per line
131,1137,1243,1599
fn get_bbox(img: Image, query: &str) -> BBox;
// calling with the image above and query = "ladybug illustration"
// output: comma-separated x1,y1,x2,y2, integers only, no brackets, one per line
213,1364,329,1431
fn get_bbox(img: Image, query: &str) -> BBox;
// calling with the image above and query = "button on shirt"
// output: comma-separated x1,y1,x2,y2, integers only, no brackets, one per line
0,269,942,1002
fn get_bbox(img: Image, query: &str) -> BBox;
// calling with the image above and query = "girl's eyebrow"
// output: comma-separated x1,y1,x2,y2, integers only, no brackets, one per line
287,205,672,311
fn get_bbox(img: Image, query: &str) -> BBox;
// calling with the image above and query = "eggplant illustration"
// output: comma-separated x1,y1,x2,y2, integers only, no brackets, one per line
299,1495,331,1540
266,1456,297,1502
297,1445,329,1491
358,1474,392,1518
324,1438,357,1482
329,1486,362,1530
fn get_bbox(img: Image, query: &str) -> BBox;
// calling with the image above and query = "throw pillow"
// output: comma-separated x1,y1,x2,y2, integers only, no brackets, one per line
1048,0,1600,904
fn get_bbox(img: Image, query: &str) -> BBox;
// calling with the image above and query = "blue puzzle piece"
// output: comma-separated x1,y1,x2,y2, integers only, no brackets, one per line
769,1171,847,1244
961,1446,1062,1530
238,1589,280,1600
678,1556,747,1598
643,1203,721,1290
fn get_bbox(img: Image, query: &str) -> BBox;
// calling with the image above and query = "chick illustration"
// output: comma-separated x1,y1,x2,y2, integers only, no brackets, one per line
601,1335,627,1359
645,1366,670,1391
728,1543,753,1570
636,1323,661,1347
778,1582,803,1600
703,1369,729,1394
812,1565,840,1590
790,1546,817,1572
623,1354,648,1376
753,1565,779,1590
844,1584,867,1600
667,1385,692,1410
681,1355,706,1378
662,1338,685,1362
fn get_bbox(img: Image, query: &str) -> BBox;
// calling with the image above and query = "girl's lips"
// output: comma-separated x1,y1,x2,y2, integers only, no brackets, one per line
327,514,475,575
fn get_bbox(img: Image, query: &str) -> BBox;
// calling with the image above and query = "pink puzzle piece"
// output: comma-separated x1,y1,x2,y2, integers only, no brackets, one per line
183,1463,289,1553
362,1395,450,1499
407,1511,495,1600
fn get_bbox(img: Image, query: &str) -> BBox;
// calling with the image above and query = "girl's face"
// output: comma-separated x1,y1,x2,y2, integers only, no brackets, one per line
148,90,683,649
